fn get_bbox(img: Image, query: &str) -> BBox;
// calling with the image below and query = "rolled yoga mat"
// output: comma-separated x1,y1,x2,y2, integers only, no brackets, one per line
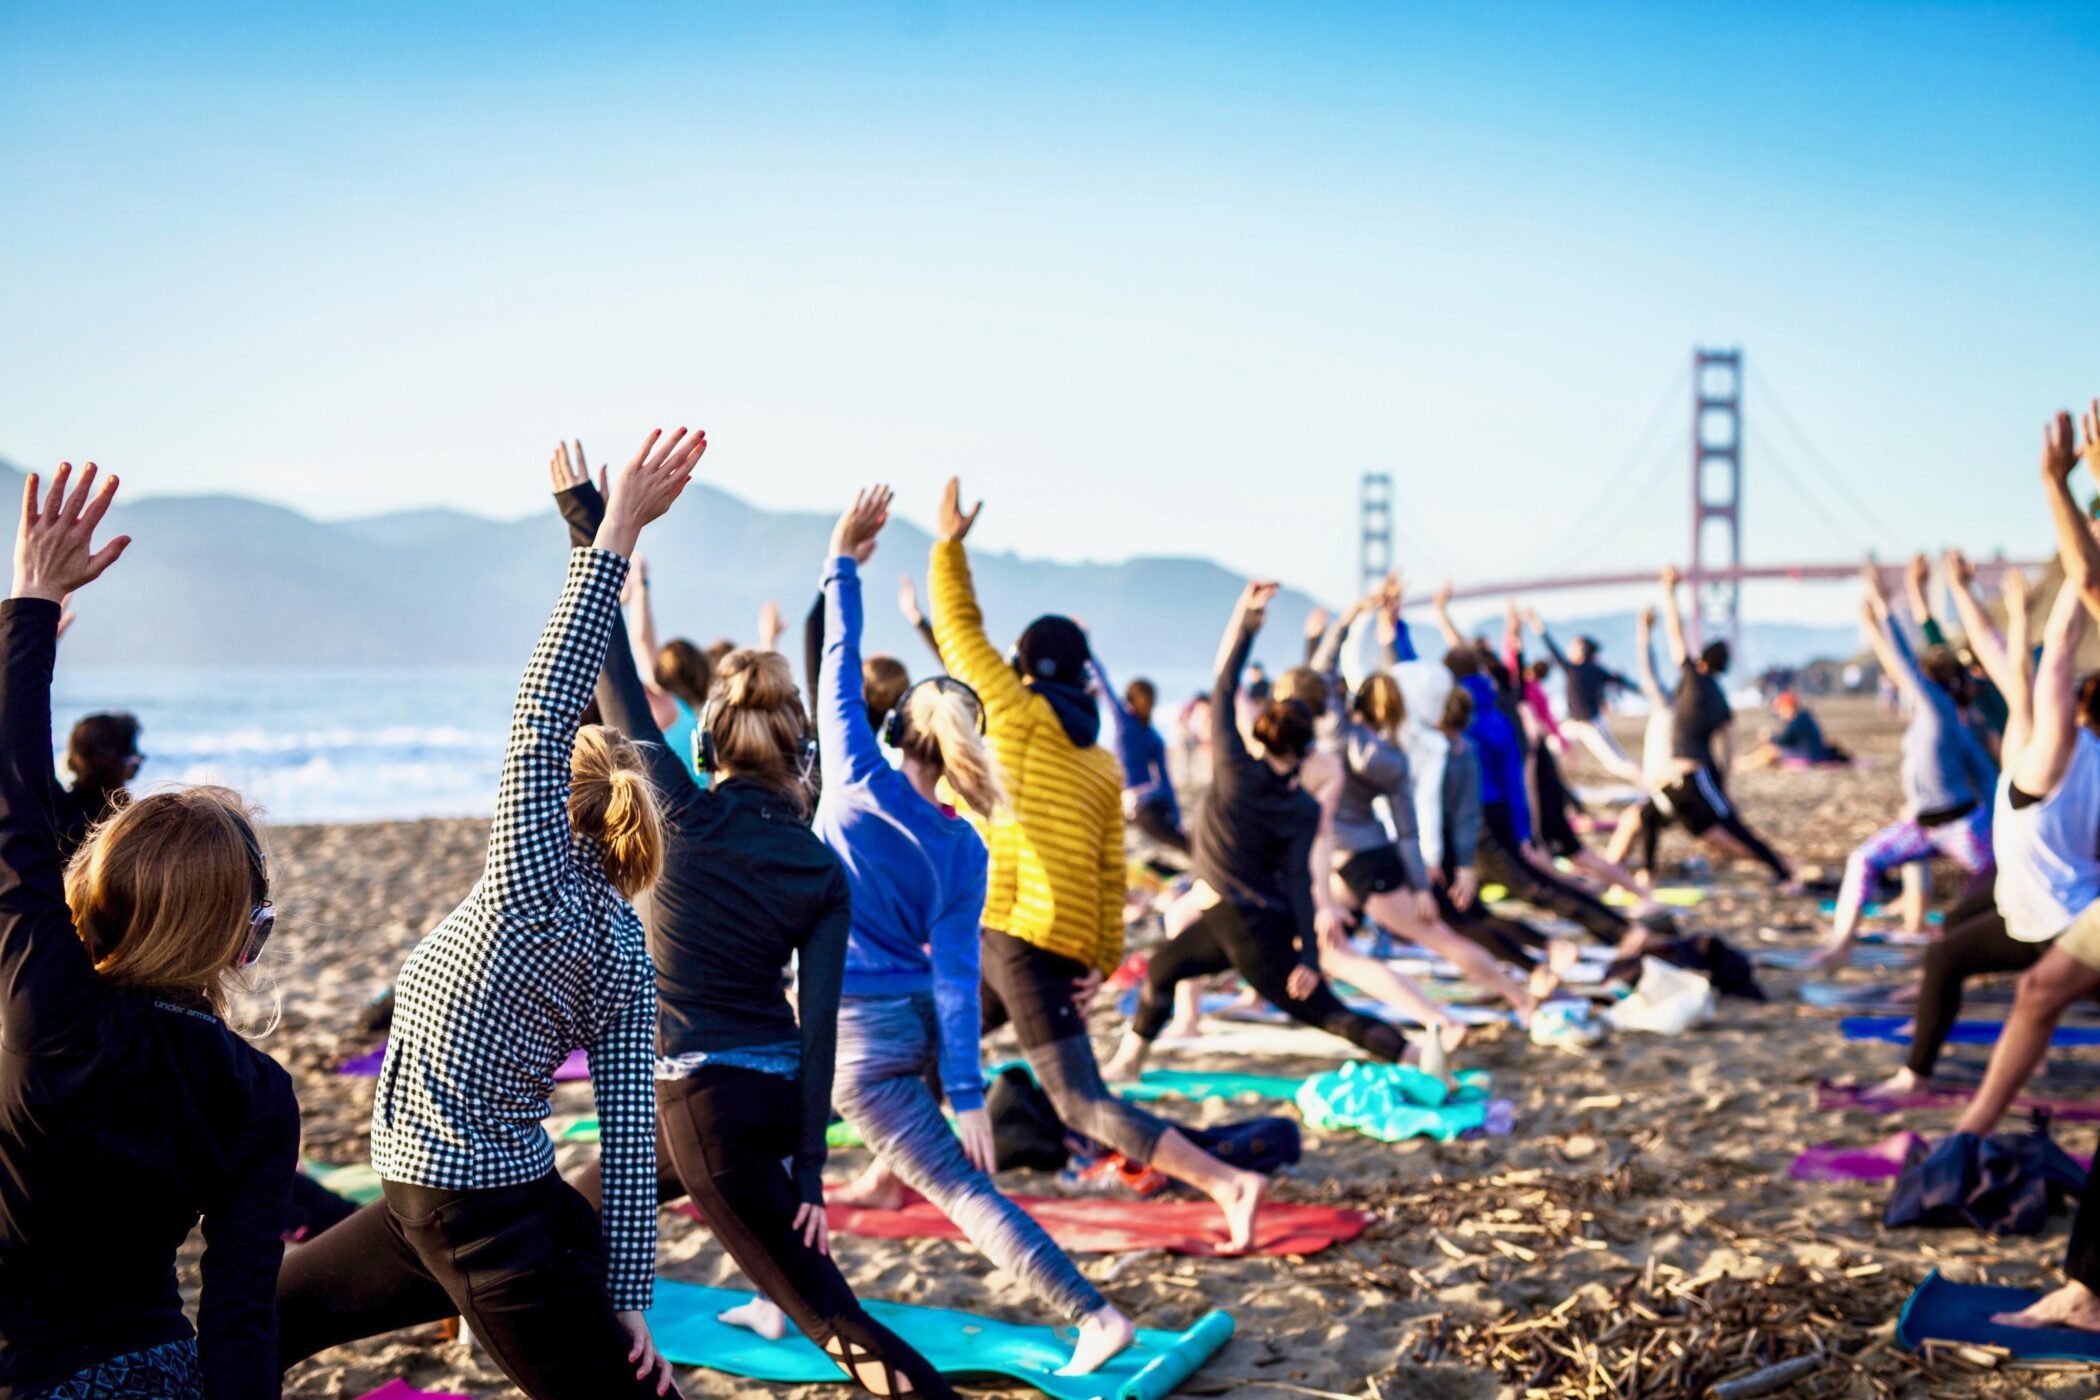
647,1279,1235,1400
1815,1079,2100,1121
1896,1269,2100,1361
1840,1016,2100,1048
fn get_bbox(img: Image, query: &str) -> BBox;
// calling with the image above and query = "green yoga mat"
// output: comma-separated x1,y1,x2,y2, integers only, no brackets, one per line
302,1158,383,1206
647,1280,1233,1400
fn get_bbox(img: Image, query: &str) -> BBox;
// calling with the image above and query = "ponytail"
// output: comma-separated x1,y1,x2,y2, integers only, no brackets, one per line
569,725,667,898
901,683,1005,816
707,648,814,817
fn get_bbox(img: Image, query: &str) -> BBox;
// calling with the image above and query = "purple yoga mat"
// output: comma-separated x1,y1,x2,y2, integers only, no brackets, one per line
1789,1132,1926,1181
339,1042,590,1081
1816,1079,2100,1122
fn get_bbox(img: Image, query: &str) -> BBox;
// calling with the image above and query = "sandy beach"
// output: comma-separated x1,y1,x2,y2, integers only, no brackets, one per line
218,698,2094,1399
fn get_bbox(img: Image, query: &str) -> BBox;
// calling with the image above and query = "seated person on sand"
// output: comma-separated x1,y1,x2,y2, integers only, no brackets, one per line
1738,690,1848,770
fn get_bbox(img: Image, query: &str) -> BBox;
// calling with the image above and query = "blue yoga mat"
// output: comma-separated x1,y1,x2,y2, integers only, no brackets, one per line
1897,1269,2100,1360
1841,1016,2100,1048
647,1280,1235,1400
1755,945,1917,970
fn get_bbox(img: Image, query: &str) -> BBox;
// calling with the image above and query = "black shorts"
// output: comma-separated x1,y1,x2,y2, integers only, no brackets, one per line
1337,845,1412,903
1659,767,1732,837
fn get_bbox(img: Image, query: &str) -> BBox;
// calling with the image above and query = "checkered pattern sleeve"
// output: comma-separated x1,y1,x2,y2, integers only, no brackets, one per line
481,548,630,914
587,939,658,1310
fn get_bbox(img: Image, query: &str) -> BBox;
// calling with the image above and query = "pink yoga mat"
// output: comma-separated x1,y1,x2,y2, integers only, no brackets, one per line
338,1043,590,1081
356,1384,471,1400
677,1187,1368,1257
1816,1079,2100,1122
1789,1132,1925,1182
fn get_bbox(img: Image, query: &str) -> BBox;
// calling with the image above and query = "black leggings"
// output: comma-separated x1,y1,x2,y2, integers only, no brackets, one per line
571,1068,958,1400
1478,803,1627,941
1132,800,1191,854
1907,899,2041,1077
275,1172,671,1399
1133,900,1405,1061
979,928,1169,1163
1433,881,1554,963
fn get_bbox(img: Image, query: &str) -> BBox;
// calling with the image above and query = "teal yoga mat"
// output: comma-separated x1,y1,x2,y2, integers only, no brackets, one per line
1896,1269,2100,1360
647,1280,1234,1400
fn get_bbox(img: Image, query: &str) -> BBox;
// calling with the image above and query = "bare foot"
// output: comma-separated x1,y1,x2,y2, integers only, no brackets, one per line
1214,1168,1268,1253
1100,1040,1148,1082
720,1295,789,1340
1056,1305,1138,1375
829,1161,906,1211
1158,1012,1205,1040
1994,1281,2100,1331
1859,1067,1925,1101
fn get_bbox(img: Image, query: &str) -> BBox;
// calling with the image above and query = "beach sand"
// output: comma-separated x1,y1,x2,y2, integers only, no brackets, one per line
219,698,2094,1397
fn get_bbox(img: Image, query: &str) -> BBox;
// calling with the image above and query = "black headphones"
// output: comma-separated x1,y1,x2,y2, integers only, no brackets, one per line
694,698,819,781
234,815,275,968
881,676,987,749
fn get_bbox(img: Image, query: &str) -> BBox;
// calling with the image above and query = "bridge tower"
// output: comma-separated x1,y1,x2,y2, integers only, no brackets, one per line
1690,348,1743,652
1360,472,1393,596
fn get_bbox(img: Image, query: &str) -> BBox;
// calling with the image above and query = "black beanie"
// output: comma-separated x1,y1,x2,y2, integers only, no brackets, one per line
1013,615,1091,688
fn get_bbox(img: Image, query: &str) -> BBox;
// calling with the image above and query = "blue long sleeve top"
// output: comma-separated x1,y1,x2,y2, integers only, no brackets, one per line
1460,673,1532,844
812,556,992,1112
1886,624,1999,819
1088,660,1178,820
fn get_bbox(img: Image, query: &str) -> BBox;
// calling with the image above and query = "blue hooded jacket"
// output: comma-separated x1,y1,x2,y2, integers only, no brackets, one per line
1460,673,1532,844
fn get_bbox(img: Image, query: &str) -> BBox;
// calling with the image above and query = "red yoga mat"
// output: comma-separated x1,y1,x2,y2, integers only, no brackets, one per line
676,1188,1368,1257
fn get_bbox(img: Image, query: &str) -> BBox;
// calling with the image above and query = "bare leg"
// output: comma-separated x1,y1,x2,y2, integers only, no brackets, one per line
1952,950,2100,1136
1163,978,1207,1038
1368,888,1536,1021
1150,1127,1267,1252
1899,862,1931,935
1605,803,1646,871
1317,930,1466,1042
1569,849,1667,916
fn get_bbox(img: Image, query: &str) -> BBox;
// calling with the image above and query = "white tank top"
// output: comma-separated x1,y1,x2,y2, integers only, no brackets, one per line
1994,730,2100,942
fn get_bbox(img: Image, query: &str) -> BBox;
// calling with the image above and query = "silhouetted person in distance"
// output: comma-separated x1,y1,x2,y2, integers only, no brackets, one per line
57,711,141,861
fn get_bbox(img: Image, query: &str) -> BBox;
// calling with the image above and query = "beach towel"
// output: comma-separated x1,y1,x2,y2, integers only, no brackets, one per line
647,1280,1234,1400
1841,1016,2100,1048
677,1189,1366,1257
355,1385,472,1400
340,1042,591,1081
1294,1063,1512,1143
1788,1133,1928,1182
1883,1129,2086,1235
1896,1270,2100,1361
1816,1079,2100,1122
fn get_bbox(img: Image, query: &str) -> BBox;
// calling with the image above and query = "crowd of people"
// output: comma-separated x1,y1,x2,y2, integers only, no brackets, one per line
3,399,2100,1397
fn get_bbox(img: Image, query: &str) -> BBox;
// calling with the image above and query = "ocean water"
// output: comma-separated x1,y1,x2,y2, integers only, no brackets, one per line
54,667,518,825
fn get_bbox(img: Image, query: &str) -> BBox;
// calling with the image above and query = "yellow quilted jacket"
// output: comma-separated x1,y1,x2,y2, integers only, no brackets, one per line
929,540,1127,975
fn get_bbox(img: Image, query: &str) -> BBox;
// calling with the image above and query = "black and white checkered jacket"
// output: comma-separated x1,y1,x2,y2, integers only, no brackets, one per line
370,547,659,1309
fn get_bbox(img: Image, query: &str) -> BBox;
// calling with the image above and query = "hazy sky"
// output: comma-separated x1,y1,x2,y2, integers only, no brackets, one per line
3,2,2096,625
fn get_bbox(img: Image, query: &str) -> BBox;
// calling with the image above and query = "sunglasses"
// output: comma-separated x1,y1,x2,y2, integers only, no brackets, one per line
242,900,276,967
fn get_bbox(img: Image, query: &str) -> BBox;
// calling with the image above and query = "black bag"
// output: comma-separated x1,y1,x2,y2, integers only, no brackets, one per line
1185,1117,1301,1174
985,1064,1072,1173
1884,1124,2088,1236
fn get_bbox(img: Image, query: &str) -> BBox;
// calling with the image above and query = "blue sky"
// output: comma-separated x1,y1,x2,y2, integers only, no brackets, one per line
2,1,2095,625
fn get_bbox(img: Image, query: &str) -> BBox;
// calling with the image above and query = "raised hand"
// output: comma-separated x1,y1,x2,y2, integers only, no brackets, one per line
1637,605,1657,628
14,463,131,605
621,554,649,606
2004,561,2030,614
1432,579,1454,610
548,439,590,494
829,485,893,564
1905,553,1929,593
1943,547,1974,590
758,600,785,651
1236,580,1281,633
1860,560,1890,617
2083,398,2100,473
595,427,707,559
937,477,983,543
2045,410,2080,481
898,575,925,627
1523,607,1545,633
1304,606,1330,640
1659,564,1681,590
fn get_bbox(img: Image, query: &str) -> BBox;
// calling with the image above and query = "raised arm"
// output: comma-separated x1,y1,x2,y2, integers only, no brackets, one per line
1431,580,1464,652
490,429,701,910
1903,553,1942,647
1859,563,1924,705
2014,578,2089,800
2043,406,2100,623
817,488,895,787
550,442,679,731
1940,548,2012,693
927,478,1030,722
897,574,944,666
1210,581,1277,773
1658,566,1690,669
0,464,131,1053
1527,608,1571,671
1632,607,1668,707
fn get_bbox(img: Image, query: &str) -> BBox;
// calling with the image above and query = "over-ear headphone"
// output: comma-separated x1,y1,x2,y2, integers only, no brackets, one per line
882,676,987,749
694,697,820,779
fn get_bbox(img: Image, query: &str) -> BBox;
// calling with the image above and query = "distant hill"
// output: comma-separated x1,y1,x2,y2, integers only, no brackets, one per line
4,457,1871,678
